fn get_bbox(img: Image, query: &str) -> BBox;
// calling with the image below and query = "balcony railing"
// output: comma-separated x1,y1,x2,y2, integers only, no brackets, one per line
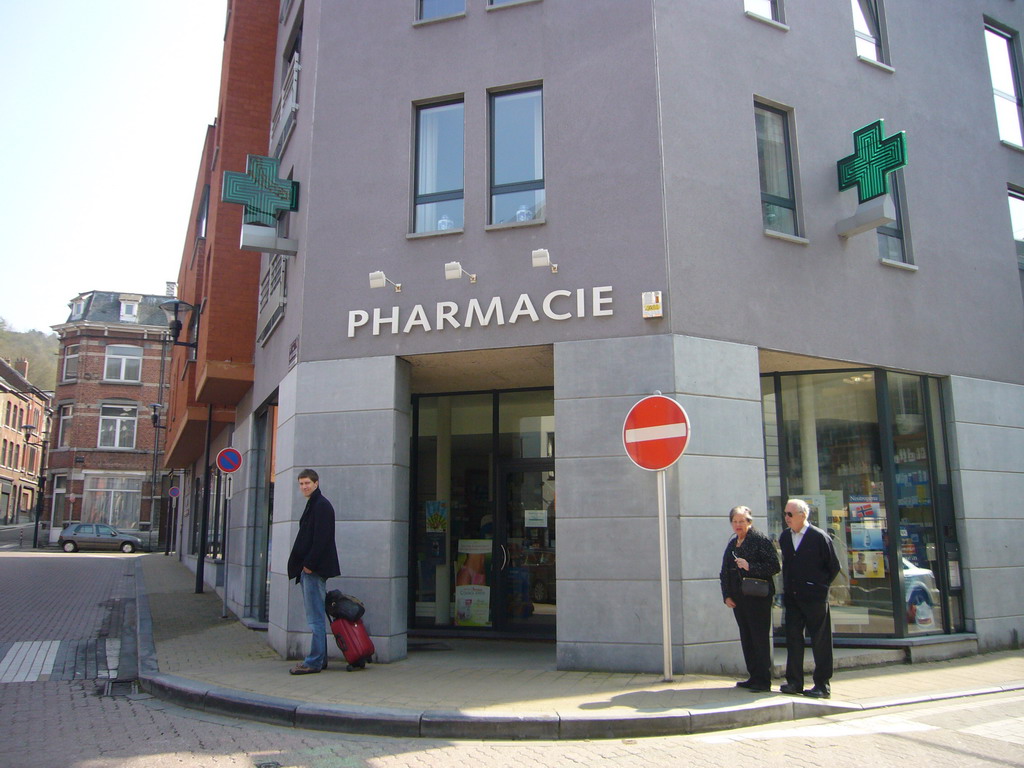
270,54,300,158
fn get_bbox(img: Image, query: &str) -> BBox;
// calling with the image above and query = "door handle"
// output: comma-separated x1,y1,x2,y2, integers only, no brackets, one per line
499,544,509,571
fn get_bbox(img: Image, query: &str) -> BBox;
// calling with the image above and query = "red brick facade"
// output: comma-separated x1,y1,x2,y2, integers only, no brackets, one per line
47,294,171,547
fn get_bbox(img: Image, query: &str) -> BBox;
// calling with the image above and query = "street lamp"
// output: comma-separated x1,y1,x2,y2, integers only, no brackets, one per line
22,423,49,549
159,299,198,348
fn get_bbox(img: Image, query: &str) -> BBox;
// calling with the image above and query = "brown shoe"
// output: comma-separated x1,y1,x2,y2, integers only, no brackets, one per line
289,664,320,675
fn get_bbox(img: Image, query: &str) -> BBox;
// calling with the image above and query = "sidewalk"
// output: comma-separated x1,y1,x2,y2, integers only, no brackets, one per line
134,553,1024,740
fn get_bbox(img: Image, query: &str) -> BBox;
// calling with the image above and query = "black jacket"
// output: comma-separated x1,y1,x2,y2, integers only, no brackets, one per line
287,487,341,583
779,523,841,602
719,527,781,601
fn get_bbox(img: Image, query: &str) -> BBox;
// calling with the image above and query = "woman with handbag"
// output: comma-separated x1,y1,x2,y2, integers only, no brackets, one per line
719,505,781,692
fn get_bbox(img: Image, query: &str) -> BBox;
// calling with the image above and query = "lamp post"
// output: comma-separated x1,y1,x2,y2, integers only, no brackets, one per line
158,298,212,594
22,424,49,549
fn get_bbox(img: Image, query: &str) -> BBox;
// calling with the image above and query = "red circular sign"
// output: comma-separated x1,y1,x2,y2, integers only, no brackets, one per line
623,395,691,471
216,447,243,474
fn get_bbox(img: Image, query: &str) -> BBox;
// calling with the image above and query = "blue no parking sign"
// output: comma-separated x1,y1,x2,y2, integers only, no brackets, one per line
216,447,243,474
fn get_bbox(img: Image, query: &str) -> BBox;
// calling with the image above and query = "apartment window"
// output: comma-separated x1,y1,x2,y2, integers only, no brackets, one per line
12,445,19,471
490,87,545,224
851,0,887,64
1,440,6,466
754,102,798,236
878,171,908,263
104,345,143,382
62,344,79,381
57,404,73,449
414,100,465,233
120,301,139,323
745,0,780,23
4,402,10,425
419,0,464,21
98,404,137,449
70,299,85,319
986,24,1024,146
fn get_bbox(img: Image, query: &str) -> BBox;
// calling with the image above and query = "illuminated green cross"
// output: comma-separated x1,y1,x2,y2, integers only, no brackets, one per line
222,154,299,227
837,119,907,204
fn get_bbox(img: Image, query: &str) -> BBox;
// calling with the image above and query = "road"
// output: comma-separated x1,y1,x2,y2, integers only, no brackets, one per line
2,551,1023,768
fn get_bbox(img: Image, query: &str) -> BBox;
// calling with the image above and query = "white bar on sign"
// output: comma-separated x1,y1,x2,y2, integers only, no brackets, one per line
625,423,687,443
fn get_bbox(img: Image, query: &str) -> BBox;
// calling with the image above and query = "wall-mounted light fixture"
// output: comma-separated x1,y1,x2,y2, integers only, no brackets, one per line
159,299,198,348
444,261,477,283
369,270,401,292
532,248,557,273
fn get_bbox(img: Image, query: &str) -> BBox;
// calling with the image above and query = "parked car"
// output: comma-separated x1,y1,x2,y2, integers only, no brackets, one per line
58,523,144,553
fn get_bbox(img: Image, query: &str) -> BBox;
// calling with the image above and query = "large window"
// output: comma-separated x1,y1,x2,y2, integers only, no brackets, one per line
754,102,798,236
104,345,143,382
851,0,887,64
414,100,465,233
490,87,545,224
82,475,142,529
986,24,1024,146
98,404,137,449
762,370,960,638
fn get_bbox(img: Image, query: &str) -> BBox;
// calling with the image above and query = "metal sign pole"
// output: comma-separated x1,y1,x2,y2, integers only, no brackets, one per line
657,468,673,682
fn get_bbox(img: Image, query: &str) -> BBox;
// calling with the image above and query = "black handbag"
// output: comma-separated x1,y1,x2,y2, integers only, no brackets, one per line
325,589,366,622
741,577,770,598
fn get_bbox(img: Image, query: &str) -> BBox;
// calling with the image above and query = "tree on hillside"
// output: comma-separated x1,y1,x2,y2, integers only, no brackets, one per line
0,318,60,391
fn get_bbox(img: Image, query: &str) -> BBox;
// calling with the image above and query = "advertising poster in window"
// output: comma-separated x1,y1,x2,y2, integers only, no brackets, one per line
455,539,491,627
850,550,885,578
849,495,882,521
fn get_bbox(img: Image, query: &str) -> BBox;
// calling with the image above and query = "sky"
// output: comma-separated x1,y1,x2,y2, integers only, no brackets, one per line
0,0,228,333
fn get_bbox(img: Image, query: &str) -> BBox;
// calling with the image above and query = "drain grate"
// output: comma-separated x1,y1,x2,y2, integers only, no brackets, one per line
103,679,137,697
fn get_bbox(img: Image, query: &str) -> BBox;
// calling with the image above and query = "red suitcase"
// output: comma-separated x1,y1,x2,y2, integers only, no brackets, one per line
330,616,375,670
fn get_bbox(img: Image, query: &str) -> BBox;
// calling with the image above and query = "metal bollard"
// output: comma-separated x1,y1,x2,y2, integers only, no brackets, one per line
19,529,24,549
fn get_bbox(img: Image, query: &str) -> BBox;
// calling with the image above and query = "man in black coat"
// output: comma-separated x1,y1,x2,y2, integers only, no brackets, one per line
287,468,341,675
779,498,841,698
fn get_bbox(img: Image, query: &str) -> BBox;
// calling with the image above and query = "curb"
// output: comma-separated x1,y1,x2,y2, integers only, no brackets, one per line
130,561,1024,740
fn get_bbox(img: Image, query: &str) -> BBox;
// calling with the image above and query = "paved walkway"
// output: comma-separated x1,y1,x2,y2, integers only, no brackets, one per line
134,553,1024,740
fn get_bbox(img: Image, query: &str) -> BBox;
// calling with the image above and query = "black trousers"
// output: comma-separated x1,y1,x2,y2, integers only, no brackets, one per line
733,594,774,687
783,596,833,690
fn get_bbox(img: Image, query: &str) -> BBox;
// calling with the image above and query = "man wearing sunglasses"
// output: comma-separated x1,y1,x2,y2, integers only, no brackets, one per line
779,498,842,699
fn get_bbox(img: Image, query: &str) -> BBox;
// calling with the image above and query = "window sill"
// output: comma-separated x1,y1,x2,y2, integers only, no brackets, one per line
487,0,542,11
413,12,466,27
744,11,788,32
406,228,464,240
101,380,142,386
857,55,895,74
764,229,809,245
880,258,918,272
1000,139,1024,154
485,218,546,232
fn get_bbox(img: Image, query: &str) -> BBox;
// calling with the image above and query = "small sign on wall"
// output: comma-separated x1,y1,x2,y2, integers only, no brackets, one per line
642,291,663,318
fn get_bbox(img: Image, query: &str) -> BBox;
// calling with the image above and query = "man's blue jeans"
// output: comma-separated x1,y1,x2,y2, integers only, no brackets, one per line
300,571,328,669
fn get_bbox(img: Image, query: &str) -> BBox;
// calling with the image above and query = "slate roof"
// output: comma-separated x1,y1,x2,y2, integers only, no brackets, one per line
60,291,171,327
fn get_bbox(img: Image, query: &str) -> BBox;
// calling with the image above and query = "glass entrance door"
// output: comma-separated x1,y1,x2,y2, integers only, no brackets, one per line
494,462,556,635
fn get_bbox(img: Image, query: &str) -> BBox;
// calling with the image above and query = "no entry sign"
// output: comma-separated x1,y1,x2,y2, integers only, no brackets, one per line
623,395,691,471
216,447,243,474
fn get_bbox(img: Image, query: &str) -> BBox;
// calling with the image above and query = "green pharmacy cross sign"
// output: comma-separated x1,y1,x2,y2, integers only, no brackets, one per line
222,154,299,227
837,119,907,204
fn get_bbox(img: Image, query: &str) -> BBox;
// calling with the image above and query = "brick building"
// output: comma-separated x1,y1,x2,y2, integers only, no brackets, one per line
0,358,50,526
47,291,172,547
161,0,277,597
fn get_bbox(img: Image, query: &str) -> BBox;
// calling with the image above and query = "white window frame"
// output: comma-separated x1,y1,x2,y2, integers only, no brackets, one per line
57,404,73,449
62,344,79,381
81,474,143,528
98,403,137,449
103,345,143,383
986,22,1024,147
119,301,139,323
